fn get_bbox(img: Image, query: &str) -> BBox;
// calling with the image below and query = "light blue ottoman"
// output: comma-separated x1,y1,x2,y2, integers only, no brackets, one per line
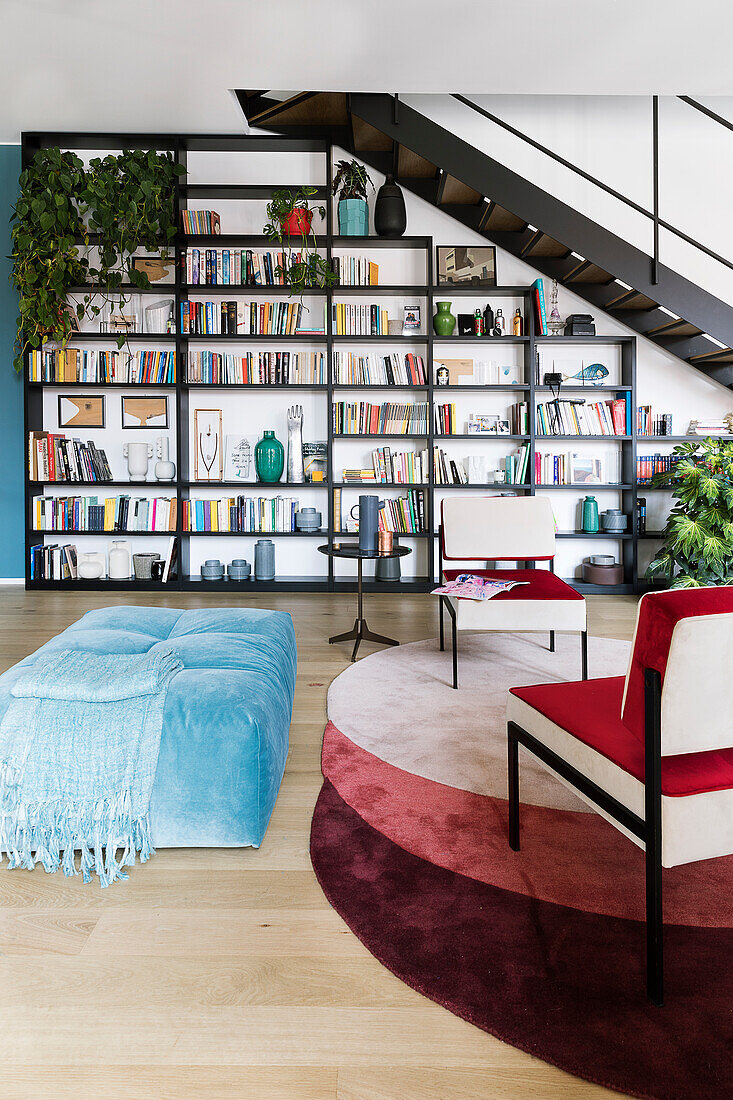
0,606,296,848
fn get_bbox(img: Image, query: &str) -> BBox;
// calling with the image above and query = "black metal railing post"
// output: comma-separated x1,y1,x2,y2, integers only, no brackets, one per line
652,96,660,286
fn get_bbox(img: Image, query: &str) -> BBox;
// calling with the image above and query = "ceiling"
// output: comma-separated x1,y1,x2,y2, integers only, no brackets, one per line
2,0,733,143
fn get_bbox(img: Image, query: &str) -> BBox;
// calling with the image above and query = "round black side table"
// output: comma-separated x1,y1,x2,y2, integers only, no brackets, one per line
318,542,412,661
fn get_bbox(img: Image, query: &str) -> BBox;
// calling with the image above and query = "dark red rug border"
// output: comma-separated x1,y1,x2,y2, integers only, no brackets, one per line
311,777,733,1100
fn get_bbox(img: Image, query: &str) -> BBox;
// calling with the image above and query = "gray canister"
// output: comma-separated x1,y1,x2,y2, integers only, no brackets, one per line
254,539,275,580
375,539,401,582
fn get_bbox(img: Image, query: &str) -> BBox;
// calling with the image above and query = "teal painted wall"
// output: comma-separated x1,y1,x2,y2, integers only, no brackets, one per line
0,146,22,579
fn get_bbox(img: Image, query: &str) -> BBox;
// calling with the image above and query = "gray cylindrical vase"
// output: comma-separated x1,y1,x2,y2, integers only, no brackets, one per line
375,539,401,582
255,539,275,581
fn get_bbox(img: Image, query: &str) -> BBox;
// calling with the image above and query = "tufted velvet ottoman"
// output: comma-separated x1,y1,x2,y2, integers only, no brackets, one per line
0,606,296,848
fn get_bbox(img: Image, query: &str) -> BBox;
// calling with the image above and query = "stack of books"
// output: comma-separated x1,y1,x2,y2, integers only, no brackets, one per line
536,396,627,436
377,491,426,534
181,210,220,235
502,445,530,485
28,349,176,384
637,454,681,483
29,543,78,581
637,406,673,436
184,248,301,286
32,495,176,532
687,418,733,436
332,401,429,435
434,403,457,434
186,350,325,385
433,448,468,484
332,351,426,385
180,300,323,336
29,432,112,483
184,496,301,533
331,303,390,335
331,256,379,285
342,447,429,484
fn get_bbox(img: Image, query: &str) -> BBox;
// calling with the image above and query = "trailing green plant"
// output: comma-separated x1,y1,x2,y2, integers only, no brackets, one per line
332,159,374,201
263,186,336,298
645,436,733,587
10,147,185,371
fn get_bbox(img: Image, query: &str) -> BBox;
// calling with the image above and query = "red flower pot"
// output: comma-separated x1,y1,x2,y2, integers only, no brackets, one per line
280,208,312,237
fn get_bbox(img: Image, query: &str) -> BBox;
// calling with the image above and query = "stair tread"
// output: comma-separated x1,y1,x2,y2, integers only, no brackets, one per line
439,175,483,205
521,231,571,259
608,290,659,310
564,260,615,285
480,202,526,232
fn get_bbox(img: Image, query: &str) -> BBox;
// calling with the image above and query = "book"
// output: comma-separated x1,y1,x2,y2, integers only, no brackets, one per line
532,278,548,336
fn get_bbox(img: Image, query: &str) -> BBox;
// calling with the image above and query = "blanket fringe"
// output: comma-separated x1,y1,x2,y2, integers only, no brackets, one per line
0,780,155,888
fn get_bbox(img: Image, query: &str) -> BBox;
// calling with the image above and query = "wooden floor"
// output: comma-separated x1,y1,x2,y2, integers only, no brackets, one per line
0,588,639,1100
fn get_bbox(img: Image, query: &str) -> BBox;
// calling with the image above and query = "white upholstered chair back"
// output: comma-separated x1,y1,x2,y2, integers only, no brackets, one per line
441,495,556,561
661,614,733,756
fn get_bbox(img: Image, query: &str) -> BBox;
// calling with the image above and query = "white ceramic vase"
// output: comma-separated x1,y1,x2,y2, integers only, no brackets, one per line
77,551,105,580
155,436,176,481
108,539,132,580
123,441,153,480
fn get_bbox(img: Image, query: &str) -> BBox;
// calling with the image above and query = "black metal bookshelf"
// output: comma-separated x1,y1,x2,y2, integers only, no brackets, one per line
23,130,652,594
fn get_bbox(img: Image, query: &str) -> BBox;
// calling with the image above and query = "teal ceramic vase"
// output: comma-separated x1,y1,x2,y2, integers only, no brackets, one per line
255,430,284,483
582,495,599,533
433,301,456,336
338,199,369,236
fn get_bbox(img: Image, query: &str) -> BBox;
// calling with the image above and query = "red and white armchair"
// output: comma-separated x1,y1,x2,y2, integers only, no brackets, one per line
507,586,733,1004
439,495,587,688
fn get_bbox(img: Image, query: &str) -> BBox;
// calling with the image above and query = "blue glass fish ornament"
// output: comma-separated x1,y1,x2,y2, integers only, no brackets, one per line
562,363,609,385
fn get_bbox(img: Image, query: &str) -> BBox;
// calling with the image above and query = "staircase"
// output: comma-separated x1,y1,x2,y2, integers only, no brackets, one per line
237,91,733,388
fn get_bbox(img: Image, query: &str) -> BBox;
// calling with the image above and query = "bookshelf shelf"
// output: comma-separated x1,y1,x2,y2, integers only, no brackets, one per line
23,130,647,594
637,435,733,442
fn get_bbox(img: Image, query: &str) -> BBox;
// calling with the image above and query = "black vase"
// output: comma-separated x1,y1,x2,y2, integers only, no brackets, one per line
374,174,407,238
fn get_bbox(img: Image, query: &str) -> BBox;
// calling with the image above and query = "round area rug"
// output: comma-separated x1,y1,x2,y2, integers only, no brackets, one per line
311,633,733,1099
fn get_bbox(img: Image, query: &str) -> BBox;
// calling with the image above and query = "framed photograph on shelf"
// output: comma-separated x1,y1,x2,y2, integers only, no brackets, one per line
402,304,421,332
194,408,223,481
58,394,105,429
121,395,168,429
224,434,256,482
437,245,496,288
570,453,603,484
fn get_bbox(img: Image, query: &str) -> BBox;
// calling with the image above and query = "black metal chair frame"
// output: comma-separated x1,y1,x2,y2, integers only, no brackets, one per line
507,667,664,1005
438,524,588,689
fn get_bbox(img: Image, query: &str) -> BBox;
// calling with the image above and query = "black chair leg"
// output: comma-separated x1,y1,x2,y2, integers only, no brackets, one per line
549,630,555,652
451,610,458,689
645,667,664,1005
508,725,520,850
646,832,664,1006
581,630,588,680
439,596,445,652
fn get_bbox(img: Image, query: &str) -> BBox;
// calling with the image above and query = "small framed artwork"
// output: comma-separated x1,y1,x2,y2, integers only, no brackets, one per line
194,409,223,481
224,434,256,482
570,453,603,484
402,304,421,331
132,255,174,283
121,395,168,429
58,394,105,429
437,246,497,288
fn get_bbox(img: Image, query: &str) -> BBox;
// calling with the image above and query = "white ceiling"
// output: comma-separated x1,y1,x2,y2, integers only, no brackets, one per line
2,0,733,143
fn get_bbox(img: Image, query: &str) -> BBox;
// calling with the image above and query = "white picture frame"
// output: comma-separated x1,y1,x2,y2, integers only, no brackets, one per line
224,434,256,482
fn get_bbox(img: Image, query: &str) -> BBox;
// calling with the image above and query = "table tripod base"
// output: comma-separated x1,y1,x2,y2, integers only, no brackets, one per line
329,618,399,661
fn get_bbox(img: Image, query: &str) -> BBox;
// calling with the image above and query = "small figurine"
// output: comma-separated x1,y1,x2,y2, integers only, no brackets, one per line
436,364,450,386
493,308,505,337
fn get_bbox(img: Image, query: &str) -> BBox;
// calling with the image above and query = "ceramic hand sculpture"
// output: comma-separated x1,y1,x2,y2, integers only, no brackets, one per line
287,405,305,483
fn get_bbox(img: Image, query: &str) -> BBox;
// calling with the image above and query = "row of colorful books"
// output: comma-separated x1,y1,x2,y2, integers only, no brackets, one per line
32,495,177,533
433,447,468,485
377,491,426,533
332,401,429,436
183,496,302,533
185,351,326,385
28,349,176,384
434,403,458,435
637,407,673,436
637,454,681,483
332,352,427,386
332,303,391,336
330,256,379,286
180,300,324,337
342,447,430,485
28,432,112,483
184,248,290,286
536,397,627,436
29,543,78,582
181,210,220,235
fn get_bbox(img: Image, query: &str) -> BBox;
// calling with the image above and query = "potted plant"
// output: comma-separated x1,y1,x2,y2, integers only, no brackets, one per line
646,435,733,587
332,159,374,236
263,187,336,297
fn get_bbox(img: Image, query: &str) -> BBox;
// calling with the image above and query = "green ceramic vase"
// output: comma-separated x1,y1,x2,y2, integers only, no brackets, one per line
255,430,284,483
582,495,599,533
433,301,456,336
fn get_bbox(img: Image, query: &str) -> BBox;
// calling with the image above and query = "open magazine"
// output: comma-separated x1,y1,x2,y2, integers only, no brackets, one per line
432,573,530,601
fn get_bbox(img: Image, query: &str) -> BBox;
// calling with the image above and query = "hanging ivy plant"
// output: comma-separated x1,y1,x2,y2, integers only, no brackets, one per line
10,147,185,372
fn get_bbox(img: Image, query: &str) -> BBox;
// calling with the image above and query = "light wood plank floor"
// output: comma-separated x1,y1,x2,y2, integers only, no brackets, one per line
0,588,638,1100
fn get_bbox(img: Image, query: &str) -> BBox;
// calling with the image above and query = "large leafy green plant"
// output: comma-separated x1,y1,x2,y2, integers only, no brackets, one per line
646,436,733,587
263,186,335,297
11,147,184,371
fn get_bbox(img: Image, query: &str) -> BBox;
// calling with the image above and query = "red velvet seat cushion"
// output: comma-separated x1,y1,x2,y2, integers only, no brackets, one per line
442,568,584,602
622,587,733,743
511,676,733,797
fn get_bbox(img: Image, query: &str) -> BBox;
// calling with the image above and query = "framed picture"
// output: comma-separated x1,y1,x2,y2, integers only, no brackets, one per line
194,409,223,481
570,453,603,484
224,434,256,482
437,246,496,288
121,395,168,429
435,358,474,385
132,255,174,283
402,304,421,331
58,394,105,429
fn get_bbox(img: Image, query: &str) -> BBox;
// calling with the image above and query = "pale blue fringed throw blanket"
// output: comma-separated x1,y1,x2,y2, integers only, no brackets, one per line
0,646,182,886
